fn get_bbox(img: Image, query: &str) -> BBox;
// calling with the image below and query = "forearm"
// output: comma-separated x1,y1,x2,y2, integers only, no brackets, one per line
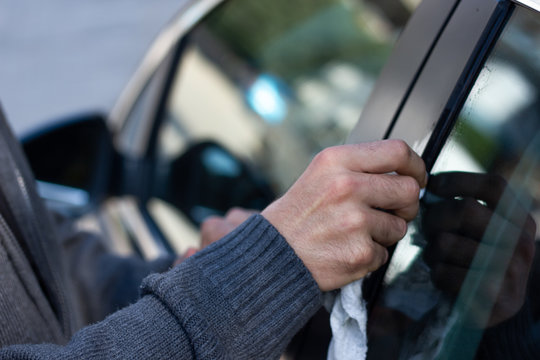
141,215,322,359
1,215,322,359
0,296,191,359
60,217,175,323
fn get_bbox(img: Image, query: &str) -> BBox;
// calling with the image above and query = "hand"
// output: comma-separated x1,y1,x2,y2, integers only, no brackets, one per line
422,172,536,327
175,208,258,266
200,208,258,248
262,140,427,291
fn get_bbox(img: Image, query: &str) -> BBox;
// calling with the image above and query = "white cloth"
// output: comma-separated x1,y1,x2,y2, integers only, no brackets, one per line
324,279,368,360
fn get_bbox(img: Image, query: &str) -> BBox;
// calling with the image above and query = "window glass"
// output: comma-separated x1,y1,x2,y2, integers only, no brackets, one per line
151,0,416,236
116,50,174,157
368,6,540,358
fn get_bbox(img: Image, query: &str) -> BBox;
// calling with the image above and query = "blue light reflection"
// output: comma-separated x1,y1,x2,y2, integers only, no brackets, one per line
246,74,287,124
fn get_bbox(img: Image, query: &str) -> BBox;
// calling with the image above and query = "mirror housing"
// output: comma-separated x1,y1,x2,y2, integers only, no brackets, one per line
21,112,116,216
155,141,275,226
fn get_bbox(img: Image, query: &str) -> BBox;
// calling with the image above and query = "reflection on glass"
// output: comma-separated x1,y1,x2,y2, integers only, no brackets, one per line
368,5,540,359
246,74,288,124
153,0,416,229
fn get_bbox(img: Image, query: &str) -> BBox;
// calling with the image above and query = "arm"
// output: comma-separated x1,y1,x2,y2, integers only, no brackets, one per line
1,140,425,359
58,216,176,324
1,215,321,360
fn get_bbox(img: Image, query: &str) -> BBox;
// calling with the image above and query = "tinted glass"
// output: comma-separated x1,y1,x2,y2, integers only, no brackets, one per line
151,0,416,239
368,5,540,358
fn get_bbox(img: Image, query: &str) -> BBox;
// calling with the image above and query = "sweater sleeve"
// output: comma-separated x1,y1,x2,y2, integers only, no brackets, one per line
58,216,176,325
0,215,323,359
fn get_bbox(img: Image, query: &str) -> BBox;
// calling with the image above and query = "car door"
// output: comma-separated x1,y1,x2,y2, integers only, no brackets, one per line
364,0,540,358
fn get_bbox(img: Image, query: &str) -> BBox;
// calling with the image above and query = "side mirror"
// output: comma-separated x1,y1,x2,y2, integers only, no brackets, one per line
21,113,116,216
156,141,275,225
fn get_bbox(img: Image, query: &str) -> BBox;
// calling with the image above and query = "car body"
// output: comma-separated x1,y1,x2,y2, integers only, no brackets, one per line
19,0,540,358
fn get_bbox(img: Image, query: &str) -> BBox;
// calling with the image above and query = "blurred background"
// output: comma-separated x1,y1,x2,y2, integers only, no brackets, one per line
4,0,423,257
0,0,184,135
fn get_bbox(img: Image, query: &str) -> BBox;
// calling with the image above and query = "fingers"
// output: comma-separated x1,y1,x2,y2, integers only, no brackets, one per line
200,208,258,249
310,141,424,219
429,264,502,299
424,233,479,269
342,237,389,281
428,172,534,226
365,209,408,247
361,240,390,274
423,233,512,270
423,198,532,246
423,198,493,240
357,173,420,220
430,262,501,297
356,140,427,188
316,140,427,188
200,216,236,248
262,140,426,291
224,207,258,226
424,228,535,270
428,172,507,207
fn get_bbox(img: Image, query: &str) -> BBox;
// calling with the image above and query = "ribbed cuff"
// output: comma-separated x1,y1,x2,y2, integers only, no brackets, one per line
142,215,322,359
146,255,176,273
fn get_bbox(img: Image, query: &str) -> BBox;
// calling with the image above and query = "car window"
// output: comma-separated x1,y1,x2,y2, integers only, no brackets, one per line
148,0,418,248
367,5,540,358
116,49,176,157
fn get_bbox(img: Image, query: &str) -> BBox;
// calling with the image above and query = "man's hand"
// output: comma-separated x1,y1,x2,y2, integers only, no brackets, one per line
200,208,258,248
262,140,427,291
175,208,257,266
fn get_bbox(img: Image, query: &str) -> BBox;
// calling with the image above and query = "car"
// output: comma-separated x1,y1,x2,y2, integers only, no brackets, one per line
18,0,540,358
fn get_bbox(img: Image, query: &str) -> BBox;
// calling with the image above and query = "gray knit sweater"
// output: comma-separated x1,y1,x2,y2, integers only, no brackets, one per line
0,107,322,358
0,215,322,359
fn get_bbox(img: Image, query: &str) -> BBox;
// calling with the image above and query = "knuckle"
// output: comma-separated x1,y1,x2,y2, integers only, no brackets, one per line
401,176,420,202
346,241,375,271
404,205,420,222
200,217,221,234
394,217,408,239
314,146,340,167
352,211,369,230
389,139,411,160
329,174,357,199
339,211,368,233
382,215,407,242
226,207,243,218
